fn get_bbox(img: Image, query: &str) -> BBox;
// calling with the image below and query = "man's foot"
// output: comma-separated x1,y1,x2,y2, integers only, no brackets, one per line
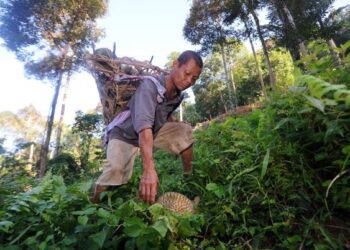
90,184,107,204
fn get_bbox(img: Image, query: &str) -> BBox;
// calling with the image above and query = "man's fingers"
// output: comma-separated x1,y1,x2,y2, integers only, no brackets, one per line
145,185,150,203
139,172,158,204
150,183,157,203
139,182,144,200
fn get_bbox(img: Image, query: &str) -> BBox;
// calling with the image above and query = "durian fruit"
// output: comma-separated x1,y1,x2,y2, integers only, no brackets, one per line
156,192,200,215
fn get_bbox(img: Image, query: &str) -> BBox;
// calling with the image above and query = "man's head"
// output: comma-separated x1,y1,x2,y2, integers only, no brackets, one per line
170,50,203,91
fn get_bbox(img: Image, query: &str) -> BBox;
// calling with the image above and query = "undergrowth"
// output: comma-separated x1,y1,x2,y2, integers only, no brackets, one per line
0,42,349,249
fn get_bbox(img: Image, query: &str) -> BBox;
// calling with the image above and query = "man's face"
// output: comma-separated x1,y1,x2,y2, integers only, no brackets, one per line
172,58,202,91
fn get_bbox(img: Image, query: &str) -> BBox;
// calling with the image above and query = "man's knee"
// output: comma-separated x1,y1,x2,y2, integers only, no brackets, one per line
171,122,193,141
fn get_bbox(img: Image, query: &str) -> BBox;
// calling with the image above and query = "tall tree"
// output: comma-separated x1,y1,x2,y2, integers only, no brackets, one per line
305,0,341,66
54,70,72,157
184,0,237,106
329,5,350,46
0,106,46,166
192,53,231,119
72,111,103,169
244,0,276,90
268,0,309,58
222,0,266,96
266,0,343,65
0,0,107,177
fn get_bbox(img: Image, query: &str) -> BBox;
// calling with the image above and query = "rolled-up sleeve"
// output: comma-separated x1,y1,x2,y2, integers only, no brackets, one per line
129,79,158,133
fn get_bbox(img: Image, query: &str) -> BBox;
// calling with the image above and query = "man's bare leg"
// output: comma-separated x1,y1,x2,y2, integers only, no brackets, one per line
90,184,108,204
181,144,193,174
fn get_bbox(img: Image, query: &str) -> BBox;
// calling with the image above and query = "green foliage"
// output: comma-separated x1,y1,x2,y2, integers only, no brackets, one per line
0,0,107,60
268,48,295,90
331,5,350,46
301,39,350,86
182,103,201,125
193,53,231,120
0,105,45,152
48,153,79,180
72,111,104,170
1,42,349,249
0,173,204,249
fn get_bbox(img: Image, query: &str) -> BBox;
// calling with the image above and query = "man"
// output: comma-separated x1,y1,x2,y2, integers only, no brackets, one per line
91,50,203,204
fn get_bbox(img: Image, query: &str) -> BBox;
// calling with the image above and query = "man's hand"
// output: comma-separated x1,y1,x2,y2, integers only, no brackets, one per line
139,168,158,204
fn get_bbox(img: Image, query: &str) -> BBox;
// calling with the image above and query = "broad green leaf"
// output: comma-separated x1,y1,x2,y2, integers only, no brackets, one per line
177,219,196,237
261,149,270,179
78,215,88,225
286,235,302,243
323,99,337,106
152,219,168,238
303,95,325,113
218,239,227,250
316,85,345,98
334,89,350,101
0,221,14,233
311,82,329,98
61,235,77,246
97,208,111,219
136,234,151,250
148,203,164,219
248,226,256,236
90,229,108,248
124,224,143,237
124,217,144,226
342,145,350,155
39,234,54,250
129,200,145,212
340,40,350,53
206,183,224,198
72,207,96,215
346,95,350,106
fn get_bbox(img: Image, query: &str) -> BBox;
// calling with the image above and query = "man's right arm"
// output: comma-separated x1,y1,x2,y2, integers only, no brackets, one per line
130,80,159,204
138,128,158,204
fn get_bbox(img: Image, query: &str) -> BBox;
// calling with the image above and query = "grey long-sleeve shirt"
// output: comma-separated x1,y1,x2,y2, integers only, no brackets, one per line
109,75,183,146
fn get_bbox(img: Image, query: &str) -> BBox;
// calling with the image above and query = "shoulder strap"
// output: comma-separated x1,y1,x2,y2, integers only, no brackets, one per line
115,75,166,103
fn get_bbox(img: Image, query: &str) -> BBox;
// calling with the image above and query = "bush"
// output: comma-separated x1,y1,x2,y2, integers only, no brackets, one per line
48,153,79,179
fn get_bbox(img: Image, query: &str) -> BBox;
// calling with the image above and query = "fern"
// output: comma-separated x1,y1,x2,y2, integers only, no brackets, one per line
296,75,350,110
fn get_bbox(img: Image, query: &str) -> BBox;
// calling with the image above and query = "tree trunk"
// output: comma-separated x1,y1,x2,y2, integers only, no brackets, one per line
179,103,183,122
39,45,69,177
54,69,72,157
248,1,276,90
327,38,341,67
279,1,308,58
219,43,235,107
318,18,342,67
230,64,236,95
29,143,34,163
218,87,228,112
26,143,35,173
244,19,266,97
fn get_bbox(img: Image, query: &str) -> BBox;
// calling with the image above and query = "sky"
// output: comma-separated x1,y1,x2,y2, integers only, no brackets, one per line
0,0,348,126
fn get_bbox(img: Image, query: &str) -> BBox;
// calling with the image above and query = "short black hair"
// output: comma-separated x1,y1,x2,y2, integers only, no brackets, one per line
177,50,203,69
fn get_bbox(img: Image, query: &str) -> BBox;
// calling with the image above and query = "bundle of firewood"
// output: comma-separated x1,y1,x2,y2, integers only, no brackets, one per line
85,48,168,125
